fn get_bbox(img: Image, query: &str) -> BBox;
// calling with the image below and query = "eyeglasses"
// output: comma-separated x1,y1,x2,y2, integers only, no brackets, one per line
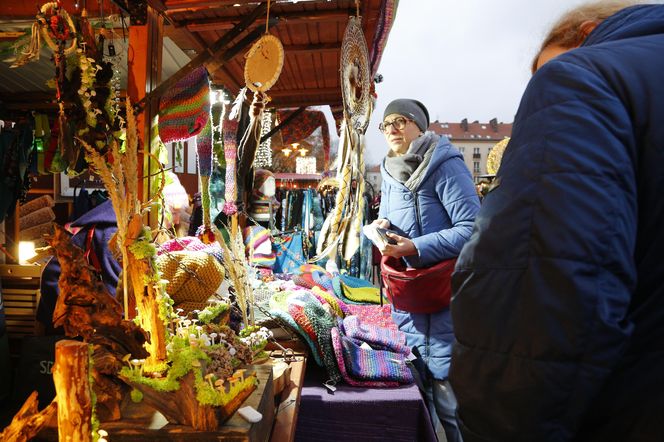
379,117,411,133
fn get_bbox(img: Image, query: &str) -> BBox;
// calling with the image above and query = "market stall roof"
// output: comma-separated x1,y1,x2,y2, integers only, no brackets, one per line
0,0,398,110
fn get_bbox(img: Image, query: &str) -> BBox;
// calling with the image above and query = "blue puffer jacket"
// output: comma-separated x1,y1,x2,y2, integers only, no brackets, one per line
379,134,480,380
451,5,664,441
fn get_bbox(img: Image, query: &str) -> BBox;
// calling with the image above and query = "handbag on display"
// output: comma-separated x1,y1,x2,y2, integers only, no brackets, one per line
272,231,306,274
380,255,457,314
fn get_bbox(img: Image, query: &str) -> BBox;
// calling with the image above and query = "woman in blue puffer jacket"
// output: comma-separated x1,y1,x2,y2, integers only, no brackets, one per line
371,98,480,442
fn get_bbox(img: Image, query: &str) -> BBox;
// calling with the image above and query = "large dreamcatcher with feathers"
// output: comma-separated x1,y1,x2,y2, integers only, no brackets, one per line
314,11,372,262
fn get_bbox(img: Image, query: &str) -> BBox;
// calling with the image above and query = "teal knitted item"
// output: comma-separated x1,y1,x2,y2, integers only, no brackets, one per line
339,274,375,289
158,67,210,143
304,302,342,383
269,309,323,367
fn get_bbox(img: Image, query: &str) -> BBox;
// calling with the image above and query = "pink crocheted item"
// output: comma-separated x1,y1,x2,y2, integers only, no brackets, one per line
222,118,239,215
347,304,398,330
158,236,209,254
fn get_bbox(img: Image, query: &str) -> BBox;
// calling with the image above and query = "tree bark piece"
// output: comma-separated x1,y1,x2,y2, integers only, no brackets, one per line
53,340,93,442
0,392,57,442
125,214,167,365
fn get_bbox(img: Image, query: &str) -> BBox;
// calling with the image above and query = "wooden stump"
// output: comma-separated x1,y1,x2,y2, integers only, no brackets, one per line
53,340,93,442
0,392,57,442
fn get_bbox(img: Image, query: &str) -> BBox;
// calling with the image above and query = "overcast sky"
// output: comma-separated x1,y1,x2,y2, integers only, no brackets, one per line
358,0,591,165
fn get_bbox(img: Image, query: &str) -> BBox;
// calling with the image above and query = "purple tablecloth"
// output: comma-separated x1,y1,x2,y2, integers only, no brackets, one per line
294,365,437,441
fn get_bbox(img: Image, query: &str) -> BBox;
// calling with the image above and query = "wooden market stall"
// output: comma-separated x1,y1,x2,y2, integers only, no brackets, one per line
0,1,406,440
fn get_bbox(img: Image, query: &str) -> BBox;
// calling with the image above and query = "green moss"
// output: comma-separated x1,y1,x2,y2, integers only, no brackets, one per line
198,303,230,325
130,389,144,403
128,237,157,260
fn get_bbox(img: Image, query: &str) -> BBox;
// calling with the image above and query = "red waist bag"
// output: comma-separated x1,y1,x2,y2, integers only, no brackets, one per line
380,255,457,314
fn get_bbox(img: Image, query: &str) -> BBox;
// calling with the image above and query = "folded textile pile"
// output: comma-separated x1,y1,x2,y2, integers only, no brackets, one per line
332,315,413,387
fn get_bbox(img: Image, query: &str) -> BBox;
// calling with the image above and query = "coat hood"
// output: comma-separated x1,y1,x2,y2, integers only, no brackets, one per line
71,199,117,227
583,4,664,47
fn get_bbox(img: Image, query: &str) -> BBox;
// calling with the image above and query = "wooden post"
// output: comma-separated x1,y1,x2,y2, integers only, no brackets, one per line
53,340,93,442
127,6,163,208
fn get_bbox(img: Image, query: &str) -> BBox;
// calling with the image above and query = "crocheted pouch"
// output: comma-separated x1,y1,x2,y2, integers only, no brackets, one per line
339,329,413,383
330,327,400,388
342,315,409,354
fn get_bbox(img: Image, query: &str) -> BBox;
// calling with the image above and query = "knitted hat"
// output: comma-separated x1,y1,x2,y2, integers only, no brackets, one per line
331,327,400,388
243,225,275,268
253,169,275,195
383,98,430,132
311,286,351,318
341,283,381,304
339,330,413,383
342,315,409,354
268,309,323,367
155,250,224,312
158,67,211,143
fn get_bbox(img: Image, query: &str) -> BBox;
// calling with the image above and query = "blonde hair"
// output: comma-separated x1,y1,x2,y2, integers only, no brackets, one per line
531,0,638,73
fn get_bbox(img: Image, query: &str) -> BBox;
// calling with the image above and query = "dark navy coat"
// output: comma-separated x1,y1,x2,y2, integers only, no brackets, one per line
37,200,120,334
380,135,480,380
450,5,664,441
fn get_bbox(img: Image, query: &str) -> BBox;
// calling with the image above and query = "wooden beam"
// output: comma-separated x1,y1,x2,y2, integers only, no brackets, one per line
268,87,339,98
270,96,342,109
186,9,348,33
285,42,339,54
260,106,305,143
134,2,268,110
165,1,263,14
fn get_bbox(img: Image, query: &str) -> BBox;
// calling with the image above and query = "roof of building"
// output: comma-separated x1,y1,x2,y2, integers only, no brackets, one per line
429,118,512,141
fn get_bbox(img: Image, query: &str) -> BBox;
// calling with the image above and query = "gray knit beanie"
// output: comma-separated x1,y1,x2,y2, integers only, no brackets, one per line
383,99,430,132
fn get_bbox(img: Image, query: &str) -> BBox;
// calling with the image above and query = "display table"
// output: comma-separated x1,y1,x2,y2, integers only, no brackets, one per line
294,365,436,442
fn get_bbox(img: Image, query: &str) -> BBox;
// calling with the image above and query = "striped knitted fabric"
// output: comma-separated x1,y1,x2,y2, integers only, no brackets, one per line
347,304,397,330
197,116,213,176
269,309,323,367
331,327,400,388
303,302,342,383
222,118,238,215
311,270,335,292
158,66,210,143
243,225,275,268
288,304,322,357
332,276,364,305
340,273,376,289
340,330,413,383
311,286,351,318
342,315,409,354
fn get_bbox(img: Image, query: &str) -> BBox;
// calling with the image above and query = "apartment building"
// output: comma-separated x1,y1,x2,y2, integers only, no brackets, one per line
429,118,512,178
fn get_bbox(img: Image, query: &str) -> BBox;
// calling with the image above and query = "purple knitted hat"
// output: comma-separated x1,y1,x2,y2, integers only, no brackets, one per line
342,315,410,355
330,327,400,388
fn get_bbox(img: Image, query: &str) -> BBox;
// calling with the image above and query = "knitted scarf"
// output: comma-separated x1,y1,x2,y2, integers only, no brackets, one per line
158,67,210,143
384,131,438,187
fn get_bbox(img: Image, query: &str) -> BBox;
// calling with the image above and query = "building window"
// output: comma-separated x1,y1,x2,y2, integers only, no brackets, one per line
458,146,465,154
296,156,317,174
473,161,480,173
473,147,480,155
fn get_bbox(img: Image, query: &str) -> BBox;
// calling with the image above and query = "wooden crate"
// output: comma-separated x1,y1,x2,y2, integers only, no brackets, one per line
0,264,42,338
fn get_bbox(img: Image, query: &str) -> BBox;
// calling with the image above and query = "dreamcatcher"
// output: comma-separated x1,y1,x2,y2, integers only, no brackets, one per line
486,137,510,175
8,2,78,68
223,0,284,216
314,9,372,262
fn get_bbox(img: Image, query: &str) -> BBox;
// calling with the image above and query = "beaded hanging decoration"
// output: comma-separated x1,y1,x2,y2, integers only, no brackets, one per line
222,118,239,215
254,110,273,168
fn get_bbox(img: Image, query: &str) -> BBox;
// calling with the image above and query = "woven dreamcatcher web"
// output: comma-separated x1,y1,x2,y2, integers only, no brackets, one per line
314,12,371,262
340,15,372,134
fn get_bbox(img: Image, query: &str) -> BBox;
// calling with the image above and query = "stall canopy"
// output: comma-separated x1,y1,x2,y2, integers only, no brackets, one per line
0,0,399,111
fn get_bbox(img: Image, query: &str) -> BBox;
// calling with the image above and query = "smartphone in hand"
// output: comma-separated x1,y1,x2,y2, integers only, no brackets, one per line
376,227,398,245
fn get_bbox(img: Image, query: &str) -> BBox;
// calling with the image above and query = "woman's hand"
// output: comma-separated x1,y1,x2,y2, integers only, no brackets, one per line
372,218,391,229
380,232,418,258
